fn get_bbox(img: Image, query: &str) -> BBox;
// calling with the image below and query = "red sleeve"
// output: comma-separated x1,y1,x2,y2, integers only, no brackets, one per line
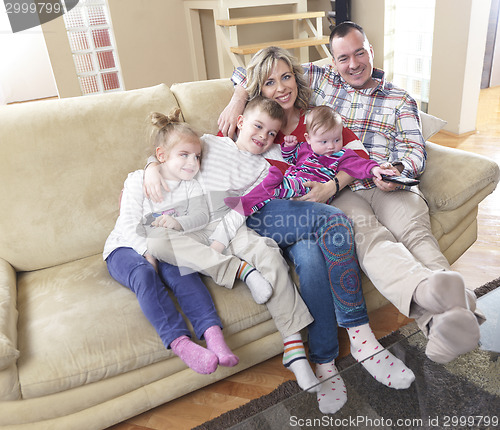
342,126,369,160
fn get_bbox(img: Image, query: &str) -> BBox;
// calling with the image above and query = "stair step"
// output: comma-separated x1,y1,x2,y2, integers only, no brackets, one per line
216,11,325,27
230,36,330,55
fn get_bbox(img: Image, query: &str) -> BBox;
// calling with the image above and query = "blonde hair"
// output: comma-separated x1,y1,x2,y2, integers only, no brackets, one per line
306,105,343,135
246,46,311,111
149,108,201,158
243,95,286,127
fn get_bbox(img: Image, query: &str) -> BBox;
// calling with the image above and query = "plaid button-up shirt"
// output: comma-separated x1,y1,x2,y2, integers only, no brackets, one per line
232,64,426,191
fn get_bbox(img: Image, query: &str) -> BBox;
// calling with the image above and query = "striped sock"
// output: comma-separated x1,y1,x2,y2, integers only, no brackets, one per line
283,334,320,392
236,261,255,282
236,261,272,304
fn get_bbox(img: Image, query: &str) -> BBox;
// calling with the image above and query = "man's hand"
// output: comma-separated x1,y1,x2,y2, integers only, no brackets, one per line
152,214,182,231
144,162,169,203
371,165,397,180
373,163,401,192
217,85,248,137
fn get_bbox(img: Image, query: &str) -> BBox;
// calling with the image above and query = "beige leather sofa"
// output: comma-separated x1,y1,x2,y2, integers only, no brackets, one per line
0,80,498,429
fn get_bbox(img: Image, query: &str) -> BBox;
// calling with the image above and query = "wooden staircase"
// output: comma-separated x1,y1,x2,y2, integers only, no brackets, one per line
182,1,331,80
215,11,331,69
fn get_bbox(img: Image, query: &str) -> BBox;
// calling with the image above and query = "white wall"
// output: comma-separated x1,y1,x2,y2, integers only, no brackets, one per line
429,0,491,134
0,3,58,104
490,4,500,87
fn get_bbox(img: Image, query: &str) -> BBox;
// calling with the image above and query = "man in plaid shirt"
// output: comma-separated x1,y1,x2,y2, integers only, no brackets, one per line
220,21,482,365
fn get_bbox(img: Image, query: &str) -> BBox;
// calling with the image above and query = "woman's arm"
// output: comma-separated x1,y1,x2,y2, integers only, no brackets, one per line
295,170,354,203
217,85,248,137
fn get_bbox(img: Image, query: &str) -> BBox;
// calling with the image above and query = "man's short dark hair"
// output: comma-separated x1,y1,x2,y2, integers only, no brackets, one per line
329,21,367,50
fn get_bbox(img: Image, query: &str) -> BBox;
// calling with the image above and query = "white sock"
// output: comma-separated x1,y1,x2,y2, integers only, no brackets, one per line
237,261,272,304
315,361,347,414
347,324,415,389
283,334,320,392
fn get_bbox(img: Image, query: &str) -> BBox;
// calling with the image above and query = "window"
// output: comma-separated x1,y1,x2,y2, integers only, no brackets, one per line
62,0,123,95
384,0,435,112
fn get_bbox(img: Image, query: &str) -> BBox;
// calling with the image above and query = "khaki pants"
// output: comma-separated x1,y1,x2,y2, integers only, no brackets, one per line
333,187,450,332
147,222,313,338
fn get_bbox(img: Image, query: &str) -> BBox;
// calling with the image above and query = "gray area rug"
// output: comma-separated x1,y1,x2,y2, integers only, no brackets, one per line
194,280,500,430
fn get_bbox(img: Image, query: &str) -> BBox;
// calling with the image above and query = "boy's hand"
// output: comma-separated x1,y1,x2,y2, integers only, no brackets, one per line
283,135,298,148
152,214,182,231
144,162,169,203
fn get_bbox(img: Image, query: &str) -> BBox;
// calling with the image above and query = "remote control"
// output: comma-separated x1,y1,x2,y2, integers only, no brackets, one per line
380,174,420,186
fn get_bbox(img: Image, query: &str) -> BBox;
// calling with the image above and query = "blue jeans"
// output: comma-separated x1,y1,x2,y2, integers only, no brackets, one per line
247,200,369,363
106,247,222,349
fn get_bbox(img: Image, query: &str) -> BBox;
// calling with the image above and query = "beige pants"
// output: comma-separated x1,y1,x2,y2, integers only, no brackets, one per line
147,222,313,338
333,187,451,332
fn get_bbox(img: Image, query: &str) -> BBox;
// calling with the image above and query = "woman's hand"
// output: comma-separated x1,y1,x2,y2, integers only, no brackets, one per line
143,162,169,203
217,85,248,137
152,214,182,231
296,180,337,203
296,171,354,203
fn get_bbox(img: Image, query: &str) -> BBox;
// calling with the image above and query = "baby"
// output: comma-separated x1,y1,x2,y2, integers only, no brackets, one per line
225,105,395,215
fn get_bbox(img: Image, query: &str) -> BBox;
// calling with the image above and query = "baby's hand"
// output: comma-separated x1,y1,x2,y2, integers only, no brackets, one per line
371,165,397,180
152,214,182,231
283,135,298,148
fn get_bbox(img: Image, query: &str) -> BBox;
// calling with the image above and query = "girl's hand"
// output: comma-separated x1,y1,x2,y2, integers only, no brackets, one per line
144,162,169,203
218,85,248,138
144,252,158,272
371,165,397,180
283,135,298,148
210,240,226,254
152,214,182,231
295,180,336,203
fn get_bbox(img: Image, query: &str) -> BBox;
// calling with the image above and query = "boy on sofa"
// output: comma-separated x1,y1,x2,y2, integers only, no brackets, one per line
225,105,395,215
145,97,320,392
103,108,239,375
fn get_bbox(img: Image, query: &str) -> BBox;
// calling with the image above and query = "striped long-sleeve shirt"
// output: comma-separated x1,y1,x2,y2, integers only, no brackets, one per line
232,64,426,191
144,134,283,248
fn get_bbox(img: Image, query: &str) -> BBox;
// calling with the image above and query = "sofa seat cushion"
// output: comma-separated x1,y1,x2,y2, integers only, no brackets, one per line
16,254,271,399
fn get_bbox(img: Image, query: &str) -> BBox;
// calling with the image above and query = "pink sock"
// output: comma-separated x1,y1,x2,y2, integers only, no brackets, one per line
170,335,219,374
204,326,239,367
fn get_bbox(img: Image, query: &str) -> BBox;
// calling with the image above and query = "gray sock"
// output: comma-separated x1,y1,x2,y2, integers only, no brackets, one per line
425,307,480,364
413,271,467,314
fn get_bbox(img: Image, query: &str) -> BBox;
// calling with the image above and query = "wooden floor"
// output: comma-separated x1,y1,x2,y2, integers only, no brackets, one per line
108,86,500,430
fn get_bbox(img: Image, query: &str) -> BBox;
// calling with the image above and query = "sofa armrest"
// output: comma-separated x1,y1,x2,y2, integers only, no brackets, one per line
0,258,19,370
420,142,500,214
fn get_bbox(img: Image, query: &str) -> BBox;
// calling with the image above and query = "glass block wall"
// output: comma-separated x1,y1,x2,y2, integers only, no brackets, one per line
384,0,435,112
63,0,123,95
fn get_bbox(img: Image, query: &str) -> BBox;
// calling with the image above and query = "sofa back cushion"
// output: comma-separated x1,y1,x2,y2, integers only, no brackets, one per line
171,78,234,135
0,84,178,272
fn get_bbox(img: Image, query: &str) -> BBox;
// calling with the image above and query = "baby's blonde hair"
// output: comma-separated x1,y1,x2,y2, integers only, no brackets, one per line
306,105,343,135
149,108,201,159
